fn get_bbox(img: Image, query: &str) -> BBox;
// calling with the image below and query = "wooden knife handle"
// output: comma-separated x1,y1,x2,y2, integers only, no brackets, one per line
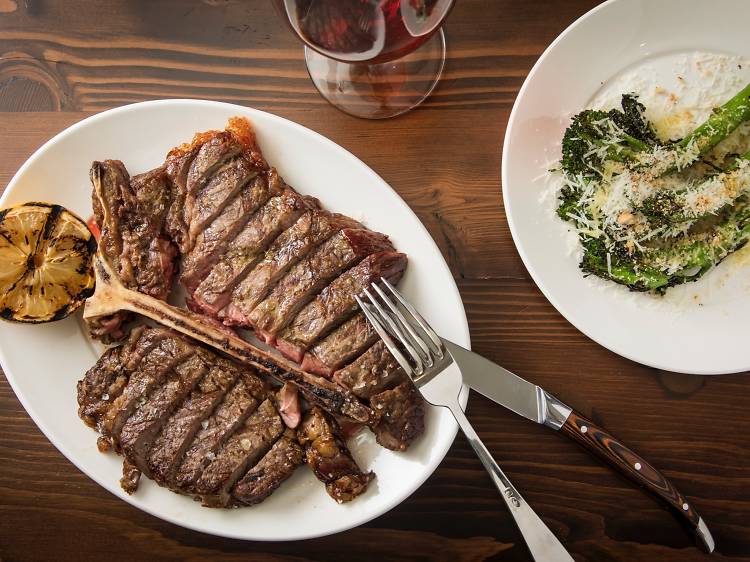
560,410,714,552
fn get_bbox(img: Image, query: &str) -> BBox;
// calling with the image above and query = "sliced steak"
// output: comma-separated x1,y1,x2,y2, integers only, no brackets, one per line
164,146,199,252
370,382,425,452
77,326,155,428
172,372,266,492
192,188,314,315
301,313,377,377
100,335,194,444
147,357,242,484
247,229,393,343
118,351,209,474
333,340,409,400
221,210,361,326
277,251,407,362
232,431,303,506
298,407,374,503
194,398,284,507
180,169,283,292
186,156,261,250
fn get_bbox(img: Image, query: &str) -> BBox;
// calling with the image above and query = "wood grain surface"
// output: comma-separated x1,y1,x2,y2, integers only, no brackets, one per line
1,1,749,561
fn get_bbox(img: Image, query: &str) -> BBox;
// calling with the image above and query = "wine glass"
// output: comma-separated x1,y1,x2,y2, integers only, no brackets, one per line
273,0,455,119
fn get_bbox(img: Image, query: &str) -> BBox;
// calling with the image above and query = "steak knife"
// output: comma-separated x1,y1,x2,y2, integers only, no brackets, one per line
441,339,715,553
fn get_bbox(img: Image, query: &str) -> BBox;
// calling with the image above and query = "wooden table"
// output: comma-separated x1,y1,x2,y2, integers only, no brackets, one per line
1,1,748,561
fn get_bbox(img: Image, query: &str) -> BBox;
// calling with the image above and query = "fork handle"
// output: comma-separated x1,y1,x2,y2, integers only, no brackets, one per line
448,403,574,562
559,409,714,552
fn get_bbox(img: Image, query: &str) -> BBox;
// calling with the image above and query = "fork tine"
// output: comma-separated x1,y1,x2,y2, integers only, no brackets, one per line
363,288,426,376
370,282,434,368
355,295,416,379
381,278,444,358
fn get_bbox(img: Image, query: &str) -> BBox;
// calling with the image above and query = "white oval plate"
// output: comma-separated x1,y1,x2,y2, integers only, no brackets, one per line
502,0,750,375
0,100,469,540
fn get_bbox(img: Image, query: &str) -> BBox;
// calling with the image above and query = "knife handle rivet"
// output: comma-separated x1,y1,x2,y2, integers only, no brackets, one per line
682,503,689,511
580,425,588,433
634,462,642,471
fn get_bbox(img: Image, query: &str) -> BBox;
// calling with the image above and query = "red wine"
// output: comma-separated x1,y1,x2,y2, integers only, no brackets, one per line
279,0,454,64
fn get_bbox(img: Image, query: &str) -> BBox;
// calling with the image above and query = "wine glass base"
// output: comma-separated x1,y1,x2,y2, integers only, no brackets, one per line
304,29,446,120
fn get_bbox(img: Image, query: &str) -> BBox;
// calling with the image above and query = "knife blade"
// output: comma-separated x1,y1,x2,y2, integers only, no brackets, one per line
441,338,572,430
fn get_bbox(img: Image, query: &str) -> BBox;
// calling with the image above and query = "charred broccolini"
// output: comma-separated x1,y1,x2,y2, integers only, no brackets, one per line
557,82,750,293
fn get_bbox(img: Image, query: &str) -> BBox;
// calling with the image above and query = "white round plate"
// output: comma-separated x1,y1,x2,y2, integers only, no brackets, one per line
0,100,469,540
502,0,750,375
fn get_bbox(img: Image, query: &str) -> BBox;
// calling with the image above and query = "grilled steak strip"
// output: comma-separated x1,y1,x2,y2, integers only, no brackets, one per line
186,156,261,250
118,351,209,474
77,326,158,428
180,169,283,292
298,406,374,503
192,188,314,315
300,313,377,377
147,357,241,484
221,210,361,326
232,430,303,506
370,382,425,452
100,336,194,444
182,133,243,245
164,147,198,252
173,372,266,492
248,229,393,342
277,251,407,363
333,340,409,401
195,398,284,507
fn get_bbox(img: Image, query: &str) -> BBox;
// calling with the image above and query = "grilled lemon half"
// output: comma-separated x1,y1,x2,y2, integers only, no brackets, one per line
0,202,96,323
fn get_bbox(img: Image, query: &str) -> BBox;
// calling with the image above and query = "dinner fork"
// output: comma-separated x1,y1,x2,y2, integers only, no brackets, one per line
356,279,715,560
355,283,575,562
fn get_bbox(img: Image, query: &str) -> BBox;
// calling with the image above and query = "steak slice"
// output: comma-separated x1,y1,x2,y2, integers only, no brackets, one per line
118,351,209,474
221,210,361,326
192,188,314,315
164,146,199,252
186,156,261,250
370,382,425,452
147,357,241,484
247,229,393,342
100,335,194,444
333,340,409,400
277,251,407,362
77,326,153,428
301,313,377,377
180,169,283,292
232,430,303,506
298,407,374,503
172,371,266,492
194,398,284,507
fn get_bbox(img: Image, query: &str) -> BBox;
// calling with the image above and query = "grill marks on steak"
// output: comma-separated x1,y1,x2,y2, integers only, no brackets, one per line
147,357,242,484
191,189,315,315
277,251,407,363
232,430,303,506
221,210,361,326
101,335,194,445
172,372,265,491
247,228,393,342
298,407,374,503
179,169,283,292
194,398,284,507
301,313,377,376
118,351,209,474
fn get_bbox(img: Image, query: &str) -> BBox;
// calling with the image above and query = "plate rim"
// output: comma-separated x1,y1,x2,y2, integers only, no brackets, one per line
501,0,749,375
0,98,471,540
